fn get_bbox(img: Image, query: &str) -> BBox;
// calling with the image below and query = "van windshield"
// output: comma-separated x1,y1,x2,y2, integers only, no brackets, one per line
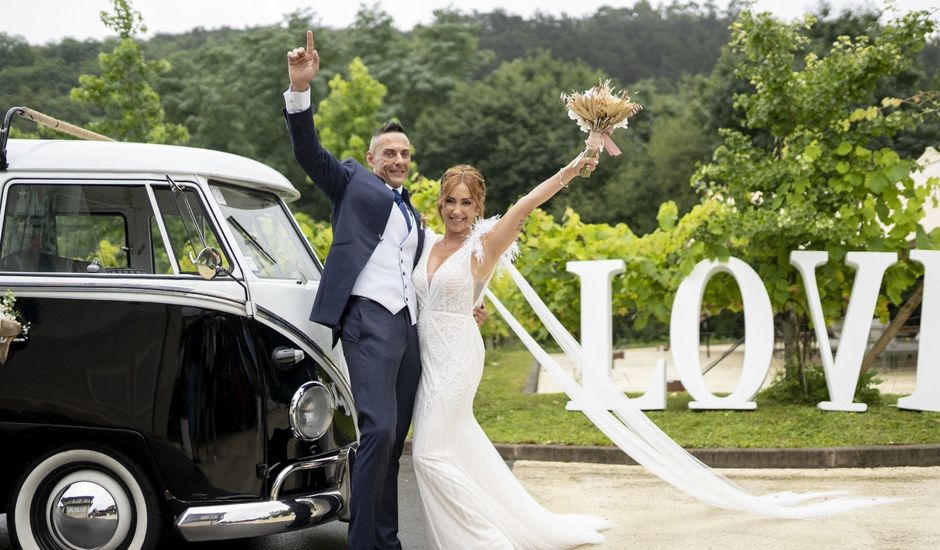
210,184,320,281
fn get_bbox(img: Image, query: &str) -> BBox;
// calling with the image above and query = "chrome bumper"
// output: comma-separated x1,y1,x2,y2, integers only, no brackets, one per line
175,447,352,542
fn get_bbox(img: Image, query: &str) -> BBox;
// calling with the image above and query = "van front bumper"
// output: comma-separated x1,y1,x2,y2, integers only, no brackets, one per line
174,446,352,542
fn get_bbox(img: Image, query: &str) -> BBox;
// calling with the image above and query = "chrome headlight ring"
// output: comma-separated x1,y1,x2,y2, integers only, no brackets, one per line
289,381,335,441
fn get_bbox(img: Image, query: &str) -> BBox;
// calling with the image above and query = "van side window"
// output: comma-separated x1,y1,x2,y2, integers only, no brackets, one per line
151,187,230,274
0,184,156,274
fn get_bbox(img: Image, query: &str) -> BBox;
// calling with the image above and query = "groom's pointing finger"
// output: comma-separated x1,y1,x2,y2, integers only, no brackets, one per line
307,30,315,55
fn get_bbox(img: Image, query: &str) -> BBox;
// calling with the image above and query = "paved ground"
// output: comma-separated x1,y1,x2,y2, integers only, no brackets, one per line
519,462,940,550
3,459,938,549
537,344,920,397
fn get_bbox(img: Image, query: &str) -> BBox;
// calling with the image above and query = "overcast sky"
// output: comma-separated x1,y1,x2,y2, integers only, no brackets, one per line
1,0,937,44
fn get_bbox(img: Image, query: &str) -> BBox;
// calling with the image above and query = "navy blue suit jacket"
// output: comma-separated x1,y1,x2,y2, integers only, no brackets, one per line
285,107,425,329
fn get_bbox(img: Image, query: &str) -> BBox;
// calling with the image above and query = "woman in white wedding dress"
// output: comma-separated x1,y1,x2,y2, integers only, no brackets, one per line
411,148,611,550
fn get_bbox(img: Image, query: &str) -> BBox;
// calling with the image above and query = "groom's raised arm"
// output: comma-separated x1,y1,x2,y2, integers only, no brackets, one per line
284,30,349,202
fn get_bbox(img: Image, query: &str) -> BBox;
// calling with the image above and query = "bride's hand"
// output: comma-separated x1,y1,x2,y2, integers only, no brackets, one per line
565,147,601,179
473,303,488,326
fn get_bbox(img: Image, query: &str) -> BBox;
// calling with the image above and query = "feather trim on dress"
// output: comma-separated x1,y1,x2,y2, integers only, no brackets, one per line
464,215,520,274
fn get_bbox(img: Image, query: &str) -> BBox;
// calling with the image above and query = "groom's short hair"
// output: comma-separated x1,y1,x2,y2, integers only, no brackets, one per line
374,121,406,137
369,121,408,153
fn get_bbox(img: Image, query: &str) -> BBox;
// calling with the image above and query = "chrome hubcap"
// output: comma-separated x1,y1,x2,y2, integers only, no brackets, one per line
50,480,119,549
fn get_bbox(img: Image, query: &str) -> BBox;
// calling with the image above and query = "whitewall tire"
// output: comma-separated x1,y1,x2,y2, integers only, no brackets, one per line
9,447,162,550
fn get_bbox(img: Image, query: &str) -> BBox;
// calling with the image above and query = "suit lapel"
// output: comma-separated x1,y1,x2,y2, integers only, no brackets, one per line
400,188,426,265
352,169,395,237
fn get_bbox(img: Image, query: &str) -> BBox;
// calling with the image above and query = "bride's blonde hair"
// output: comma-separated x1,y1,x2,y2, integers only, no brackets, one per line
437,165,486,221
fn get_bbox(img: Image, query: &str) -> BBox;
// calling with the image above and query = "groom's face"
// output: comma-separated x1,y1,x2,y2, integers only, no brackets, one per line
367,132,412,189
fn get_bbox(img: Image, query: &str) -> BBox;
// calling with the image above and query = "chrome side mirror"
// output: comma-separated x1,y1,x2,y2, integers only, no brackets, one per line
194,247,222,280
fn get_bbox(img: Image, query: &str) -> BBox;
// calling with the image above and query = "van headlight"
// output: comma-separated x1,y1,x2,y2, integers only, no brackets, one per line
289,381,335,441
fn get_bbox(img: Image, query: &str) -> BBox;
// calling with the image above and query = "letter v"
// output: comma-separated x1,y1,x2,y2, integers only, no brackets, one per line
790,251,897,412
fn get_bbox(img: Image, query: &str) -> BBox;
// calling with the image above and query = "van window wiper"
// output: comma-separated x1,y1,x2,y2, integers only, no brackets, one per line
227,216,308,285
227,216,277,266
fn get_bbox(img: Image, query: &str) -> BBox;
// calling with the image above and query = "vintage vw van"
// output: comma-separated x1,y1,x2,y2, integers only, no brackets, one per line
0,120,356,549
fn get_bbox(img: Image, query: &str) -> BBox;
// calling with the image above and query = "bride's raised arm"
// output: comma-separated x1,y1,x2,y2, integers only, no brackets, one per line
473,146,601,280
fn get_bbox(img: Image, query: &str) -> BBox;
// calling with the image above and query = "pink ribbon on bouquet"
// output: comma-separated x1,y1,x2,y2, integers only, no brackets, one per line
588,130,622,156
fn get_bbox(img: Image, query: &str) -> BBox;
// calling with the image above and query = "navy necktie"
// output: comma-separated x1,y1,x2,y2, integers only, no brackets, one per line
393,190,413,233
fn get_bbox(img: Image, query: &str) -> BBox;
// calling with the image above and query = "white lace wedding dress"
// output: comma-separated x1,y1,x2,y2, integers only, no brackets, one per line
411,220,612,550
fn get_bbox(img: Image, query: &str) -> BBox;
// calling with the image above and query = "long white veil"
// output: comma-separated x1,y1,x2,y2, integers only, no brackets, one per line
485,263,900,518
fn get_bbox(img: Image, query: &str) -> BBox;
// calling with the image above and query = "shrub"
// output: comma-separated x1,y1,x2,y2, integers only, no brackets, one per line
759,363,882,405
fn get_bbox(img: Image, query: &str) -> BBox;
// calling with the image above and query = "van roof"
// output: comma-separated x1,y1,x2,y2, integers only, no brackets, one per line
3,139,301,201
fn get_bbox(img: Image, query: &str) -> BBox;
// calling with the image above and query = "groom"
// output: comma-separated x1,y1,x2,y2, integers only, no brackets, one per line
284,31,423,550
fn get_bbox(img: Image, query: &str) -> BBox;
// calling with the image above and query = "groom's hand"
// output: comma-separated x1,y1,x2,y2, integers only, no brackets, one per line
287,30,320,92
473,303,488,327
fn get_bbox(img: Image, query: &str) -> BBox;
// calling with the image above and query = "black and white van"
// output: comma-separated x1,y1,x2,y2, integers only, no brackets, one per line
0,108,356,549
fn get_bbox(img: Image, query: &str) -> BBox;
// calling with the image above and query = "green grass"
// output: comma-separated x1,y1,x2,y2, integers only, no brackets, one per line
474,348,940,448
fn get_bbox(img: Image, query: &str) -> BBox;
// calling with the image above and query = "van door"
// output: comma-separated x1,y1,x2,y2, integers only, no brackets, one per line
205,182,337,364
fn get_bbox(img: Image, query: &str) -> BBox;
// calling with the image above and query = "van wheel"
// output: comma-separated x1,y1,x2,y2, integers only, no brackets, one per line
8,447,163,550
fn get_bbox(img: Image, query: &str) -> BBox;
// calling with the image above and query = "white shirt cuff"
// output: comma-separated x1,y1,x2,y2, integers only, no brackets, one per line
283,86,311,113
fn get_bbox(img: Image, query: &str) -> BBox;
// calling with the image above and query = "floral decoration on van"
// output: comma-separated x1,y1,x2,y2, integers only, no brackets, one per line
0,289,28,364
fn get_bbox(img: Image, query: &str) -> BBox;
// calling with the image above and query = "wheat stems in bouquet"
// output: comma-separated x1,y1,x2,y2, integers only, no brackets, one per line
562,79,642,177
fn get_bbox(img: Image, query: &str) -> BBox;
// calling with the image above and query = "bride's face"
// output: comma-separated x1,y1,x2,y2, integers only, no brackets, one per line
440,182,478,236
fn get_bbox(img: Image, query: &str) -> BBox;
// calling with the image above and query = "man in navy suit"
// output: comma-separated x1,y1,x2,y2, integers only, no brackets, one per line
283,30,424,550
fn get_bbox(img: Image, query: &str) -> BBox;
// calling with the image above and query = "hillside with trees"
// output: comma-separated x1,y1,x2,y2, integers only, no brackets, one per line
3,2,938,370
3,2,937,228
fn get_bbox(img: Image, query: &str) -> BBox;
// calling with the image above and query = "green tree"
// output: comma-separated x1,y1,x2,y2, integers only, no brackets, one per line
70,0,188,144
413,52,607,215
473,1,733,86
579,77,715,233
692,9,940,385
0,33,36,70
314,57,387,165
392,9,493,126
155,12,328,216
337,5,409,117
697,3,940,158
0,34,101,127
337,6,492,128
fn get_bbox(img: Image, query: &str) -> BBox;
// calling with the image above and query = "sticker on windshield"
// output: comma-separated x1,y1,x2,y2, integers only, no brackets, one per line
210,186,227,205
243,255,259,272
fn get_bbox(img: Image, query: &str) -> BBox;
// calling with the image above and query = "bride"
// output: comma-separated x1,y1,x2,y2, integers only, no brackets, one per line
411,149,611,549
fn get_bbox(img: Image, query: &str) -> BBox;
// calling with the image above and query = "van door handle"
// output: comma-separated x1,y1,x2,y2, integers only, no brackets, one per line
272,347,305,369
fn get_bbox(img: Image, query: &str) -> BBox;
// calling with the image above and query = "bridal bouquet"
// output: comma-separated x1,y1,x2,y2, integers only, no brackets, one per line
562,79,642,176
0,290,26,365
